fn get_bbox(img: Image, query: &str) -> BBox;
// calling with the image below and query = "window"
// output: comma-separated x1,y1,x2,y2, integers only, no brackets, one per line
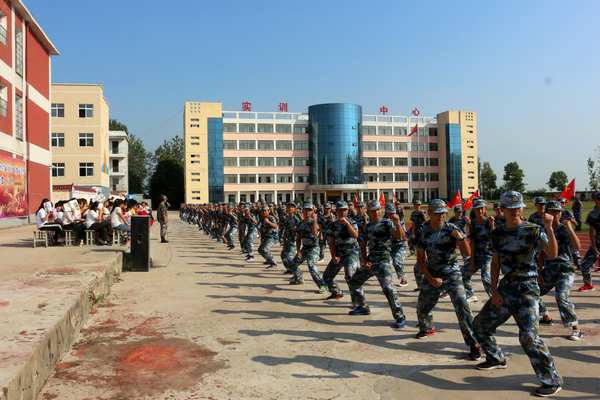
276,140,292,150
394,157,408,166
223,140,237,149
394,142,408,151
410,142,426,152
467,146,474,149
239,140,256,150
191,179,200,182
192,197,200,200
15,95,22,140
467,156,474,159
363,126,376,135
277,157,293,166
191,142,199,146
0,83,6,118
191,136,199,140
78,104,93,118
258,157,274,166
430,173,440,181
379,157,393,166
190,161,200,164
293,125,308,133
467,140,474,144
258,140,274,150
51,133,65,147
79,162,94,177
468,161,475,164
430,158,439,166
429,143,439,151
378,142,392,151
294,157,309,166
224,157,237,166
378,126,392,136
365,174,377,182
258,174,274,183
0,10,6,46
190,124,200,128
363,141,377,151
380,173,393,182
192,191,200,194
191,173,200,176
395,173,408,182
294,140,309,150
190,118,199,122
468,176,475,179
257,124,273,133
52,163,65,177
239,174,256,183
363,157,377,166
277,174,293,183
79,133,93,147
418,127,426,136
394,127,407,136
51,103,64,118
190,154,199,158
276,124,291,133
294,173,309,183
239,157,256,167
224,175,238,183
468,171,475,174
15,27,22,76
238,123,255,133
223,123,236,132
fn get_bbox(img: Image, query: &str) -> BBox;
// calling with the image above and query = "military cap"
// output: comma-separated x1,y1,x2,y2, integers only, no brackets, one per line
500,191,526,208
244,205,250,210
429,199,448,213
545,200,562,211
473,199,486,209
385,205,396,214
556,197,566,203
493,202,501,209
287,202,297,207
261,205,269,210
367,199,381,211
227,204,234,209
336,201,348,209
594,192,600,200
453,205,463,212
324,203,331,209
303,203,314,209
394,201,402,205
534,197,546,204
413,200,422,205
356,201,365,207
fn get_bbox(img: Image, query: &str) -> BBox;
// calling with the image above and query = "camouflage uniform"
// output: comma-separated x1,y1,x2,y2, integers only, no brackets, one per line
281,213,300,273
560,209,581,267
225,211,238,247
348,217,405,320
473,215,563,387
410,210,427,287
293,217,325,287
463,218,493,298
572,200,583,232
323,217,360,304
258,214,279,264
385,214,407,281
538,223,579,327
580,205,600,286
415,220,477,346
242,213,259,257
449,213,470,265
157,201,168,241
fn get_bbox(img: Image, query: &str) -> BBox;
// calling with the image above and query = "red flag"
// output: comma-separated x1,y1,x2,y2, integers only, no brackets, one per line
556,179,575,203
462,189,480,211
446,189,461,208
353,195,358,208
393,192,397,203
379,192,386,206
409,123,418,137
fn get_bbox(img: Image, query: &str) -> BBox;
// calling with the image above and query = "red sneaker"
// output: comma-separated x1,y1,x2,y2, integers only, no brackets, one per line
578,284,595,291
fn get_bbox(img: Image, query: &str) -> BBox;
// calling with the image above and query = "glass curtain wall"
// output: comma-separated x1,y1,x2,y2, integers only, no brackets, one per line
445,123,462,199
208,117,224,202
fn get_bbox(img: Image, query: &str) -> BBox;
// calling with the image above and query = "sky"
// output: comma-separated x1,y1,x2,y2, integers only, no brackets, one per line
26,0,600,191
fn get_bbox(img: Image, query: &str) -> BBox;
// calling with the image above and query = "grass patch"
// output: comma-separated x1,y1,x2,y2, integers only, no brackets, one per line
95,294,105,304
123,258,132,272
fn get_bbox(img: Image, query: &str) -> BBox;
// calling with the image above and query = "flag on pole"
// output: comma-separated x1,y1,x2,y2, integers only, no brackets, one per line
462,189,480,211
446,189,462,208
409,123,418,137
379,192,386,206
393,192,397,203
556,179,575,203
353,195,358,208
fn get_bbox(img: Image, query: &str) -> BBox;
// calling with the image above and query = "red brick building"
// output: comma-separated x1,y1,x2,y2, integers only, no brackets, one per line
0,0,58,227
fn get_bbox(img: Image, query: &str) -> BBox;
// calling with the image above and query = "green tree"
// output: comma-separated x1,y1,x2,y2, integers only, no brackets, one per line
479,160,497,199
128,134,152,194
153,135,184,166
148,155,184,208
109,119,129,132
588,149,600,191
547,171,568,191
503,162,526,193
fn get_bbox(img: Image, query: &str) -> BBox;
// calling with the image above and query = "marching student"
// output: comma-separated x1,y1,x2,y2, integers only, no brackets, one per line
410,200,428,290
579,192,600,291
258,205,279,269
386,205,408,287
529,197,546,226
462,199,494,302
293,202,327,291
241,205,259,261
281,203,301,276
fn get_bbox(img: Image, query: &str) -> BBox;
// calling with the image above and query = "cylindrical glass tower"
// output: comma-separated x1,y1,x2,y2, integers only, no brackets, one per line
308,103,362,185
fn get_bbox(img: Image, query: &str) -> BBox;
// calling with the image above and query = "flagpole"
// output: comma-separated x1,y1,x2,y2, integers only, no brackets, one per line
408,114,411,204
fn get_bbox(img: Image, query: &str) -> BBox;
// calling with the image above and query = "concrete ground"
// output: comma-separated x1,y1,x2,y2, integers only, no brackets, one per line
36,213,600,400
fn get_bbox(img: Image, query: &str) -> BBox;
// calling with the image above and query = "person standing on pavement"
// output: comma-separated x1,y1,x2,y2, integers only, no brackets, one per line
281,203,300,276
410,200,428,290
579,192,600,291
556,197,581,271
572,196,583,232
157,195,169,243
385,205,408,287
293,201,327,291
472,191,563,398
462,199,494,302
258,205,279,269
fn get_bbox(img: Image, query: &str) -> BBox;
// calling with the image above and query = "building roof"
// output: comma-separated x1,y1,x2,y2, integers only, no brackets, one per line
12,0,59,55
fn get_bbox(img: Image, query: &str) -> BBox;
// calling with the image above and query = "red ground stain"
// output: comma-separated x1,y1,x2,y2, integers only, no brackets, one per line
71,349,88,357
0,301,8,306
44,267,79,275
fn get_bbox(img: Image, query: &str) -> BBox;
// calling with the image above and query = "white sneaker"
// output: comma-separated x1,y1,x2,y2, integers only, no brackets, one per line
570,330,583,341
467,295,478,303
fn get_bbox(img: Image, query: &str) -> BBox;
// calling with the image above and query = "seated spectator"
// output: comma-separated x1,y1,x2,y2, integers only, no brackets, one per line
62,202,86,246
85,201,109,245
36,199,64,245
111,199,131,243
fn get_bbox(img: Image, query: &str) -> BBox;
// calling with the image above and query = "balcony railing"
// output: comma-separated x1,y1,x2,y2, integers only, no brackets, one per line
112,184,127,191
111,167,126,174
111,148,126,155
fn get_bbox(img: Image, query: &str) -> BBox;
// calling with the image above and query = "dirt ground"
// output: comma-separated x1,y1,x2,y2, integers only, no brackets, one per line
38,214,600,400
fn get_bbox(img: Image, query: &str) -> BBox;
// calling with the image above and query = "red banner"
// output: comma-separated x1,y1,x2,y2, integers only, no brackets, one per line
0,155,28,218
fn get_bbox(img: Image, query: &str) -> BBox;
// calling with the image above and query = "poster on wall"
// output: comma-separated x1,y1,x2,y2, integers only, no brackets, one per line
0,154,28,218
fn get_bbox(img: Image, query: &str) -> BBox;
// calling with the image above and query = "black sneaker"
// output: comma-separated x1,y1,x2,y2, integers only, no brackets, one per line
535,384,562,397
469,345,482,361
539,319,554,326
415,326,435,339
349,305,371,316
476,359,507,370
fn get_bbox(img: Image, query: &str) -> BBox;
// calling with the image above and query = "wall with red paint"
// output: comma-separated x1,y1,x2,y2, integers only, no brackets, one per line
25,26,49,99
26,98,49,151
0,0,12,67
28,160,50,211
0,76,12,135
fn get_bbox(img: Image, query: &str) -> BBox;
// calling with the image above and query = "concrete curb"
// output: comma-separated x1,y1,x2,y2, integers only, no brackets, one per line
0,252,123,400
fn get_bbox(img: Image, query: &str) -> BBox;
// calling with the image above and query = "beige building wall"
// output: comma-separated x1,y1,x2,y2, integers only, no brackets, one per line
184,102,222,203
51,84,110,194
437,110,478,199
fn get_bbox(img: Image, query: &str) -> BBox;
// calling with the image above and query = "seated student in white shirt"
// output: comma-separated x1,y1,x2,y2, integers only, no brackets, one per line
85,201,109,245
36,198,64,245
111,199,131,240
61,202,86,246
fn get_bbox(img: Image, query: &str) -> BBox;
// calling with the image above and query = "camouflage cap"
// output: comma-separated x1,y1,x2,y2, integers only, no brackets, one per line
385,205,396,214
243,205,250,210
413,200,422,205
473,199,487,209
367,199,381,211
394,201,402,205
493,202,501,209
594,192,600,200
556,197,566,203
534,197,546,204
429,199,448,213
303,203,314,210
227,204,234,209
324,203,331,209
545,200,562,211
336,201,348,209
261,205,269,211
356,201,365,207
500,191,526,208
287,202,297,207
453,205,463,212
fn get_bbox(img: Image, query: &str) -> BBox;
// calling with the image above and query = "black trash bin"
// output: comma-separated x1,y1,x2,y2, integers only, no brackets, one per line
131,215,151,271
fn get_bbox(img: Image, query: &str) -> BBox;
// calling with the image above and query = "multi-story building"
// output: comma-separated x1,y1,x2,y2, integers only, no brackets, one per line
108,129,128,195
0,0,59,228
183,102,478,205
50,83,111,199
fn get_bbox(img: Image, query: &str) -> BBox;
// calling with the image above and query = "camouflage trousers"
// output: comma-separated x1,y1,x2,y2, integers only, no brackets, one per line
280,239,297,272
570,243,581,267
414,264,425,288
225,227,237,247
417,273,477,347
242,228,258,256
574,212,582,231
323,252,360,306
538,263,578,328
293,245,325,287
159,222,167,241
473,278,563,387
391,244,407,280
581,238,600,285
319,236,328,260
348,257,405,320
461,258,492,298
258,236,278,264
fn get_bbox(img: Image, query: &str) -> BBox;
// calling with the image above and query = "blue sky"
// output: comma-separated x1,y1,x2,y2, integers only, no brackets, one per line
27,0,600,191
